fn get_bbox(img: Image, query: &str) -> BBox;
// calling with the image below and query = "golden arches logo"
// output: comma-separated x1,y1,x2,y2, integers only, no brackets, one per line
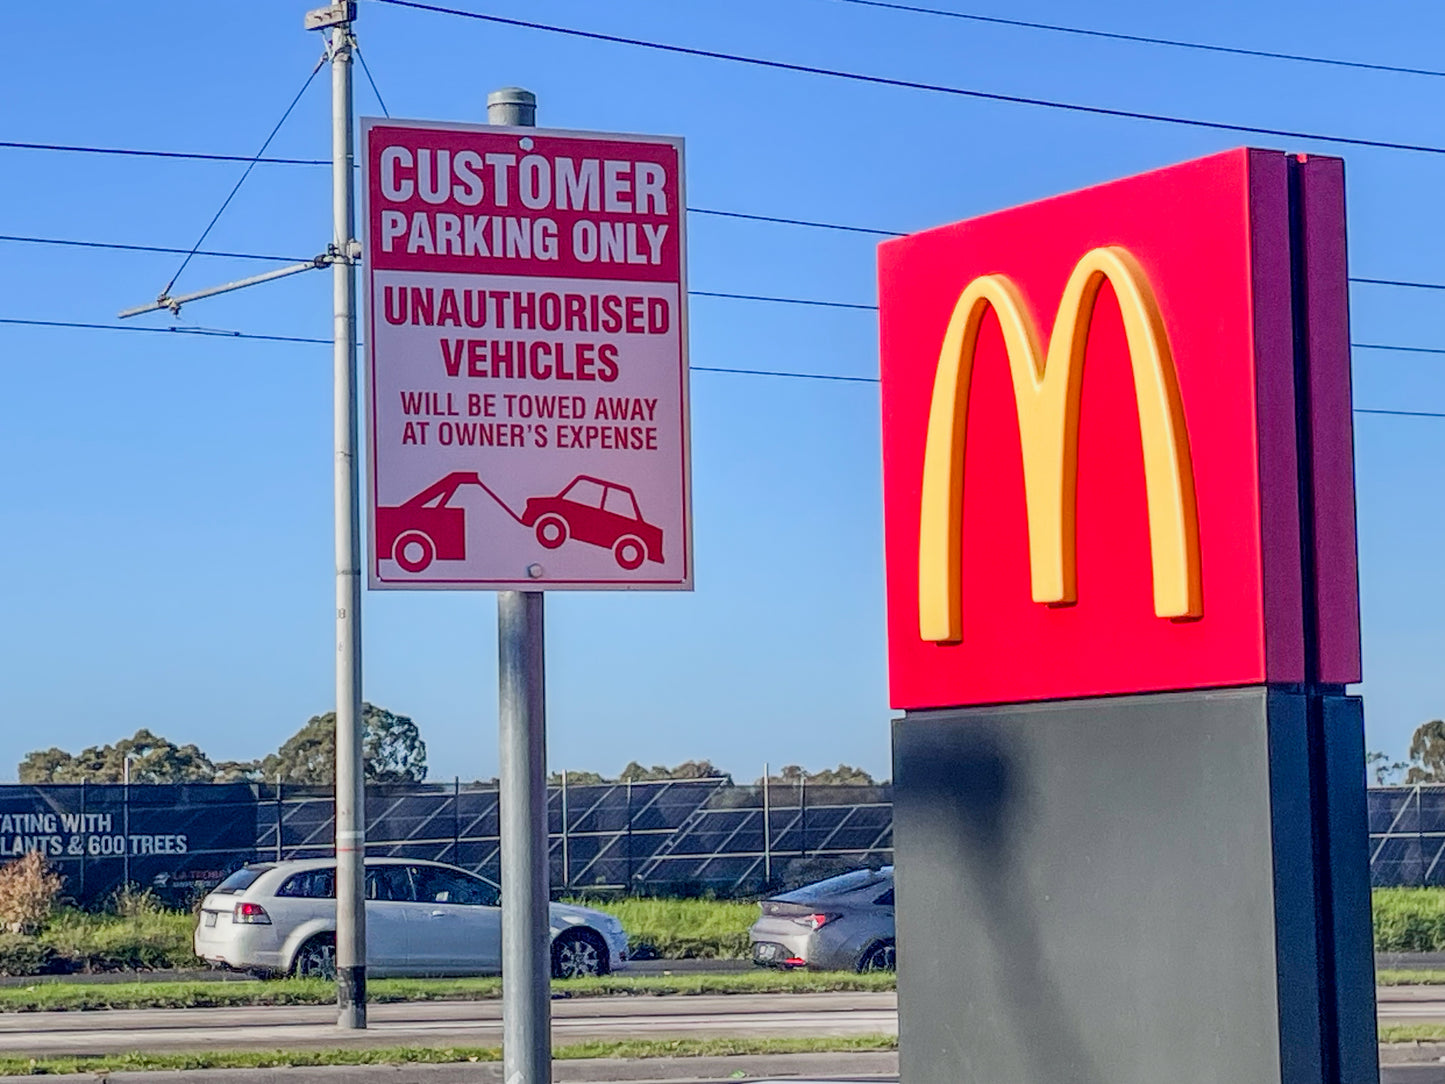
917,245,1202,643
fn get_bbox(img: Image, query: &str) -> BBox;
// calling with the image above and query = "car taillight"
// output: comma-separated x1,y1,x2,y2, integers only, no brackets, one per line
233,902,271,925
794,913,838,930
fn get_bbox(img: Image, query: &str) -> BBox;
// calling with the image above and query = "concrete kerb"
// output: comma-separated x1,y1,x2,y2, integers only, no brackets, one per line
0,1052,901,1084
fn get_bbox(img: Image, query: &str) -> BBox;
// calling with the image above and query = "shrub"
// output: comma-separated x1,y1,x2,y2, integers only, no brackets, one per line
0,932,51,976
38,909,197,972
0,853,63,935
1373,888,1445,952
111,885,164,919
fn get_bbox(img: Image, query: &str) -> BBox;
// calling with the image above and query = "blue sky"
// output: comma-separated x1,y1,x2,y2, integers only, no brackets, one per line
0,0,1441,783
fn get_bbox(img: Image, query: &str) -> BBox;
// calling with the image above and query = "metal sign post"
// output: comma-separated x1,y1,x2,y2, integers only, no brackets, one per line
490,83,551,1084
360,87,691,1084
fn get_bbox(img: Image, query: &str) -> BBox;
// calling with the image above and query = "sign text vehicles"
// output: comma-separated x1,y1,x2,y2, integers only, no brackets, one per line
878,148,1360,710
364,120,691,591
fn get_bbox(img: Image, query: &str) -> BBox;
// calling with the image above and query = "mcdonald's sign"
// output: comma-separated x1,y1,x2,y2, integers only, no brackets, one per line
879,148,1361,709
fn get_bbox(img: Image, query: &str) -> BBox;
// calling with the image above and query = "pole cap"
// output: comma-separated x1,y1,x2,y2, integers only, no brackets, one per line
487,87,537,127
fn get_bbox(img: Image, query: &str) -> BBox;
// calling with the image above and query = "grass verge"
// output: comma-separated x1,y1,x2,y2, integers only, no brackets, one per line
1380,1024,1445,1043
1376,969,1445,986
0,969,896,1013
0,1035,898,1075
572,898,756,959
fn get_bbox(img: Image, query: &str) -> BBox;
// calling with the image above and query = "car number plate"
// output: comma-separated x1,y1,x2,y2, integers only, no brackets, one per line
754,942,780,961
203,912,217,927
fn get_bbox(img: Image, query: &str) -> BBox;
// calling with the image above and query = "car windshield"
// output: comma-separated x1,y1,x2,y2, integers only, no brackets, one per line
602,486,640,519
559,478,606,507
212,865,272,895
780,868,889,901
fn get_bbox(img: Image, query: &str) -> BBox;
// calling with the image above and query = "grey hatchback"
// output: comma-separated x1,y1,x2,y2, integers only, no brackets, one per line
749,867,895,972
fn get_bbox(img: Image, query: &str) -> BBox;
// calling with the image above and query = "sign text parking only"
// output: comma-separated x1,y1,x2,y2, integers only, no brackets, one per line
364,119,691,590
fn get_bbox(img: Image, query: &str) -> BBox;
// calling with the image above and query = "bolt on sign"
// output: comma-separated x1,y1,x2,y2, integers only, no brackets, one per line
363,118,691,590
878,148,1360,708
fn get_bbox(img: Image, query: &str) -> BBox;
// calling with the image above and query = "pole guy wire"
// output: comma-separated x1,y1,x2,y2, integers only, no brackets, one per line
355,44,391,117
161,56,327,297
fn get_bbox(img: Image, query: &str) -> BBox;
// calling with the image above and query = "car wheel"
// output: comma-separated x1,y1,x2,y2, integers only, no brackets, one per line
858,940,896,973
552,929,608,979
612,535,645,571
535,515,568,550
394,531,436,573
292,935,337,981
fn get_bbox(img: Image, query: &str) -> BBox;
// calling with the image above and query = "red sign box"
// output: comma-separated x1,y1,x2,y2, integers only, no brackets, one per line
878,148,1359,710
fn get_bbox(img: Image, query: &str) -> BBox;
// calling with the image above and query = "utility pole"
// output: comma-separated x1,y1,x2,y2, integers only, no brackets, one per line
118,1,366,1026
307,0,366,1031
490,85,550,1084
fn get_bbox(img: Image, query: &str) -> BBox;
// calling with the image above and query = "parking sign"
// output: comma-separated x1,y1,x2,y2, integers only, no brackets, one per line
364,118,691,590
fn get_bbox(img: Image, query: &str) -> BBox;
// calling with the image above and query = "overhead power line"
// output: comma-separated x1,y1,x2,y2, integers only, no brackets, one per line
8,144,1445,291
3,233,1442,304
688,206,902,238
1354,408,1445,418
0,234,306,263
2,317,1441,418
1352,277,1445,292
367,0,1445,157
831,0,1445,80
0,317,330,346
1353,342,1445,357
0,139,326,166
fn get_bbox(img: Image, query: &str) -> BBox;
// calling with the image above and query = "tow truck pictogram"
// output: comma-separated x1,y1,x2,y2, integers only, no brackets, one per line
376,472,665,574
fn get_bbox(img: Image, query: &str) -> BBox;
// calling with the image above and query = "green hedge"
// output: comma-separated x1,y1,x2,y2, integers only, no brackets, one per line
576,897,756,959
1373,888,1445,952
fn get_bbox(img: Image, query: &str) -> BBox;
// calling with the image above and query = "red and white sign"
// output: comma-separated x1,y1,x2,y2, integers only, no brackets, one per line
363,118,691,590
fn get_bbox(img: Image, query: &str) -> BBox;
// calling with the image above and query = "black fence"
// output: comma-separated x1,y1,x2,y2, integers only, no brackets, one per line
1368,785,1445,887
0,778,892,907
6,779,1434,907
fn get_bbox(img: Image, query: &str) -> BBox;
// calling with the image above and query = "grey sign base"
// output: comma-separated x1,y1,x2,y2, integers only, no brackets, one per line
892,686,1377,1084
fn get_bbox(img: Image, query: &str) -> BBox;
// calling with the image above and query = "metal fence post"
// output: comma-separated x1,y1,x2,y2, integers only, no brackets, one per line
762,762,772,886
625,779,634,886
122,767,131,890
561,769,570,891
275,777,284,862
78,779,87,900
799,774,807,859
1419,784,1426,887
453,776,461,867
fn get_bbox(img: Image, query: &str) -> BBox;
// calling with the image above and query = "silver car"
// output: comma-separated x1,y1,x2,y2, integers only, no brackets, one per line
749,867,895,972
194,857,628,979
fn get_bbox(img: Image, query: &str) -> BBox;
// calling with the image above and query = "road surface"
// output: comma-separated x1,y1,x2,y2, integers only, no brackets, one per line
0,992,896,1056
4,987,1445,1059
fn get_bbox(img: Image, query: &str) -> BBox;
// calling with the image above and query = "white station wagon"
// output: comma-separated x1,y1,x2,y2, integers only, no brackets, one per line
194,857,628,979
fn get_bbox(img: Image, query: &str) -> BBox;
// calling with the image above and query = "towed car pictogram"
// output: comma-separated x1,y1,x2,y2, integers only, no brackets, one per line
377,472,663,573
